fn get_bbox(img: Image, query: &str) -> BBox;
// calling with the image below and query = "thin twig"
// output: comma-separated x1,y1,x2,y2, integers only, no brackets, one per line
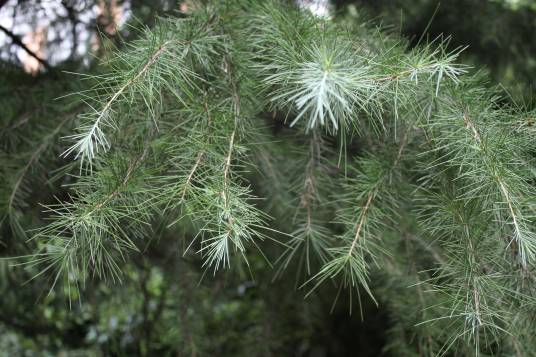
347,193,375,257
221,129,236,206
463,113,524,261
180,152,205,202
92,143,151,212
84,43,169,140
347,128,410,257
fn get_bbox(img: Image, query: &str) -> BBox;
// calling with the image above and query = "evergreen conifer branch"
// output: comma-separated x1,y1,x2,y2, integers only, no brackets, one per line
420,85,536,268
4,1,535,354
274,129,335,280
306,127,411,307
61,43,169,165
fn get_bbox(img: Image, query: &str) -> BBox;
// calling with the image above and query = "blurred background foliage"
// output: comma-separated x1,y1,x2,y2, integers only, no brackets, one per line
0,0,534,355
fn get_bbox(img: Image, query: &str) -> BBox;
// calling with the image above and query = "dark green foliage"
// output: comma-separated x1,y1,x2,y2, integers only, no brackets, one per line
1,1,536,355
